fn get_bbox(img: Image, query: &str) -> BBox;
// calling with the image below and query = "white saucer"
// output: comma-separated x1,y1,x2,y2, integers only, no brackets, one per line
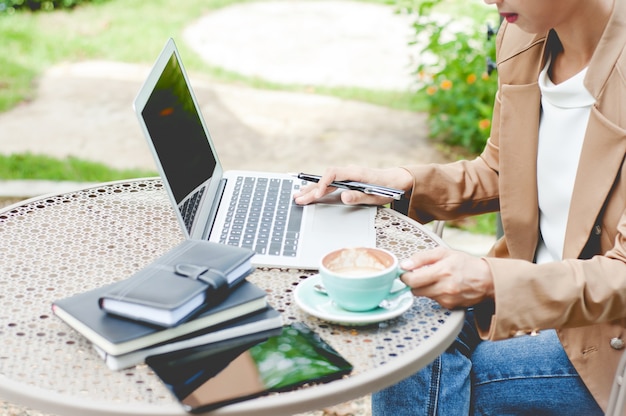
294,274,414,326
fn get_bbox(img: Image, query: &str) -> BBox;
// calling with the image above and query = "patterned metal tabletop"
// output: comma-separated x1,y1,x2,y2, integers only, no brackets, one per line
0,178,463,416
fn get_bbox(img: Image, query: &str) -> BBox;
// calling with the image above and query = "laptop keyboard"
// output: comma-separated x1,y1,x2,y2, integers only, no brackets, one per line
219,176,303,257
180,186,206,234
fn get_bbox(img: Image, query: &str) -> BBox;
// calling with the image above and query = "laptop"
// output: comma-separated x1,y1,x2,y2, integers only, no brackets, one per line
133,38,376,269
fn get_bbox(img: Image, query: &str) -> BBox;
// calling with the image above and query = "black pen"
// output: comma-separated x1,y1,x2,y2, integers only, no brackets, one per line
294,173,405,200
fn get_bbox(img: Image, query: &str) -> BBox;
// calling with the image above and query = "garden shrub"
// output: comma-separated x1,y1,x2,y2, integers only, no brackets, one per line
398,0,500,154
0,0,105,13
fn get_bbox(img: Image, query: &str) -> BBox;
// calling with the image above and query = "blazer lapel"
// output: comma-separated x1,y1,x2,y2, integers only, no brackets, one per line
565,0,626,258
584,0,626,98
498,83,541,261
564,109,626,258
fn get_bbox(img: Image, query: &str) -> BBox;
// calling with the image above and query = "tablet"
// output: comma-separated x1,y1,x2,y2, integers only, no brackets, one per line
147,322,353,413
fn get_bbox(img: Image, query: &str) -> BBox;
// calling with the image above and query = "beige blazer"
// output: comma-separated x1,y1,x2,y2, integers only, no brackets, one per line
403,1,626,411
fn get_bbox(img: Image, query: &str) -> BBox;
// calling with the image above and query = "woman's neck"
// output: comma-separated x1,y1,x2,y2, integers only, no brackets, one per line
550,0,614,84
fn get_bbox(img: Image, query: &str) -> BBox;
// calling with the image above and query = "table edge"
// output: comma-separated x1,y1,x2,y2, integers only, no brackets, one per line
0,177,161,215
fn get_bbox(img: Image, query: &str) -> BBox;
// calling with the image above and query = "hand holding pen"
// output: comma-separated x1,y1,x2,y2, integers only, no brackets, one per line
295,173,405,200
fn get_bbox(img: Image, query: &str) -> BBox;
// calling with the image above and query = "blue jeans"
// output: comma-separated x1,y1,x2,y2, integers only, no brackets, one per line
372,311,603,416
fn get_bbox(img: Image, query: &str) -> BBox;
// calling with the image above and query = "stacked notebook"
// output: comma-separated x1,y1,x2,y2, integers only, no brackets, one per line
52,240,283,370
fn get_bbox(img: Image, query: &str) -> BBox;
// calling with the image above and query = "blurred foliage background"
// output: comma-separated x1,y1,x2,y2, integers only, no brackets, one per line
399,0,499,154
0,0,499,233
0,0,106,13
0,0,499,155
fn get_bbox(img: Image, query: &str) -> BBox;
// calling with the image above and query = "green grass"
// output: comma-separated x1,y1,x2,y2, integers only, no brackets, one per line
0,153,156,181
449,212,498,236
0,0,225,110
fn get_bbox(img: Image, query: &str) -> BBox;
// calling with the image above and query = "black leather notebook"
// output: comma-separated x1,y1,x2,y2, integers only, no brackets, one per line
98,240,255,327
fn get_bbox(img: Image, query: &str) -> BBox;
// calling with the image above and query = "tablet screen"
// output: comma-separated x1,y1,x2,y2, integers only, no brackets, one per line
147,322,353,413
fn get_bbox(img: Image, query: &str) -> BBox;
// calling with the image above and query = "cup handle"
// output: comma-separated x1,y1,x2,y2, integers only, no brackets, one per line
390,269,412,298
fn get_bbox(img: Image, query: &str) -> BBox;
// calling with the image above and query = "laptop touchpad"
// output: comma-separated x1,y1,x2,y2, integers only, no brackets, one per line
305,203,376,252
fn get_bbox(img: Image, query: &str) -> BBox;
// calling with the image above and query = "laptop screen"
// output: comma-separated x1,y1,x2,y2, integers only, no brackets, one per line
141,52,217,204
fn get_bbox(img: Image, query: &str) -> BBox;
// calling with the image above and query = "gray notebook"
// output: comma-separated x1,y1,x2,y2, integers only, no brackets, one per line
98,240,255,327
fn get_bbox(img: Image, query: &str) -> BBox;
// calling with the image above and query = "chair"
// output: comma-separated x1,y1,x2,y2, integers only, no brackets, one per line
431,220,445,238
389,199,445,238
607,351,626,415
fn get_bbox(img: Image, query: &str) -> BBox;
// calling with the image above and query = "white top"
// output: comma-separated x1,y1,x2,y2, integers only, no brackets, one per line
535,62,595,264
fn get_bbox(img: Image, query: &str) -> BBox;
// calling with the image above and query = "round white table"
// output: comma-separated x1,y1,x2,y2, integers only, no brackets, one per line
0,178,464,416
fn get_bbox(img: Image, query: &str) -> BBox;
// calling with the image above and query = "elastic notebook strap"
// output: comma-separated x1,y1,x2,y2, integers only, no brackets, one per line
196,269,229,304
174,263,229,304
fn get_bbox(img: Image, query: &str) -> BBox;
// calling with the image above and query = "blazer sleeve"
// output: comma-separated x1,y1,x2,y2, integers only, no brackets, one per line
478,232,626,340
401,156,500,224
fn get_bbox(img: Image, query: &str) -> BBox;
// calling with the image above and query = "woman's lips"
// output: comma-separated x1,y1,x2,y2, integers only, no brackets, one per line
500,12,518,23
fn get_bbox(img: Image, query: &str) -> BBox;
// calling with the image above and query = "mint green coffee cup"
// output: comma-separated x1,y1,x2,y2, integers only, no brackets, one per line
319,247,408,312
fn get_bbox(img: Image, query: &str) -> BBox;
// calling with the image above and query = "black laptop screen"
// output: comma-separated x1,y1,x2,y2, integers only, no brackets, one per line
141,53,217,204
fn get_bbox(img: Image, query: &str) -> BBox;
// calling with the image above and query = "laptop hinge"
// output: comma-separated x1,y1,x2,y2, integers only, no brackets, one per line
203,178,227,239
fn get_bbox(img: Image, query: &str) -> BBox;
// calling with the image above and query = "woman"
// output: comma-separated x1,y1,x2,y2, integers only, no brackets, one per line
294,0,626,414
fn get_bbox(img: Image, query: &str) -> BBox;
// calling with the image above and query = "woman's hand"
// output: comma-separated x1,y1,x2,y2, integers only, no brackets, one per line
400,247,494,310
294,166,413,206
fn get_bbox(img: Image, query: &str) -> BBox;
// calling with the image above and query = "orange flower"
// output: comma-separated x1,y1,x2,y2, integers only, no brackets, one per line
478,119,491,130
426,85,438,95
440,79,453,90
466,73,477,84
